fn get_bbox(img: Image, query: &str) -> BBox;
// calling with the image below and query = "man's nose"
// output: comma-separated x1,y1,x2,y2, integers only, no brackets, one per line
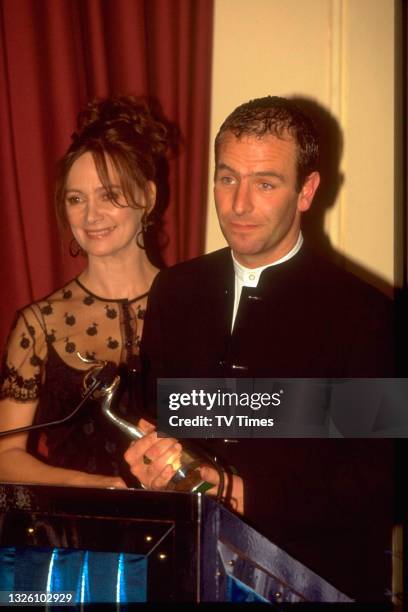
232,181,253,215
84,198,103,224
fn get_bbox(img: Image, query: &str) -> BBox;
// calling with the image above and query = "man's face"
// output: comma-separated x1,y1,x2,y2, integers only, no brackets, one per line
214,132,319,268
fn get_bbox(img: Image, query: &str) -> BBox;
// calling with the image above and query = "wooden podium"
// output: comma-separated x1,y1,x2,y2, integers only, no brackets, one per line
0,482,351,603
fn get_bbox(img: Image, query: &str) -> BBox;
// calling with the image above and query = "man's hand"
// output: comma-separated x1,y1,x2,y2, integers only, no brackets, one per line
199,465,244,514
124,420,244,514
124,419,182,490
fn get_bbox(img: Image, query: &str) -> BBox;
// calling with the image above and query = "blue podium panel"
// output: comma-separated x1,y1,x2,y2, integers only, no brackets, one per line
0,483,351,603
200,494,352,603
0,547,147,603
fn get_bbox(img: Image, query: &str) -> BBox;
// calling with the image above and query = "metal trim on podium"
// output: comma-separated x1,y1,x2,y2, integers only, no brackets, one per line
0,482,351,603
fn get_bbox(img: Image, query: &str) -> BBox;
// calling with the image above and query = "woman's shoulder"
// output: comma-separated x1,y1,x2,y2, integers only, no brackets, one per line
18,278,88,321
8,278,84,346
17,278,77,310
33,278,84,306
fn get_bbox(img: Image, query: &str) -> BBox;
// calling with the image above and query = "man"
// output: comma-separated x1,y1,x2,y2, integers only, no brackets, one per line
125,97,395,601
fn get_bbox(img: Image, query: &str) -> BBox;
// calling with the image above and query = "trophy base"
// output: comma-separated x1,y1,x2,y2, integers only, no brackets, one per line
166,465,213,494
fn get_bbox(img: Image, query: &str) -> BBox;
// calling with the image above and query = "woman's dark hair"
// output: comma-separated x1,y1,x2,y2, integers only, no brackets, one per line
214,96,319,191
55,95,170,230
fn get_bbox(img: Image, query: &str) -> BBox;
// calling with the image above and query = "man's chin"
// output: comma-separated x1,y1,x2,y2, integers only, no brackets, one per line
226,237,263,257
229,239,287,267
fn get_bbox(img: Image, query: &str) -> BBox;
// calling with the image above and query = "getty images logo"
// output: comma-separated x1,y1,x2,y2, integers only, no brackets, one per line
168,389,282,411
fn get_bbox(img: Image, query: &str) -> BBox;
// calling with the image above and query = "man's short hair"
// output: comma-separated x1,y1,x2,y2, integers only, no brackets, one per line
215,96,319,190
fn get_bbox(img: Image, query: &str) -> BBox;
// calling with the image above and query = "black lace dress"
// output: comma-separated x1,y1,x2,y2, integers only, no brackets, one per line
0,278,148,481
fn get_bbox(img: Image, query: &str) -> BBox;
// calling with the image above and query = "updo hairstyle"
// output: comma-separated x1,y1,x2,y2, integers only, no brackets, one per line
55,95,170,230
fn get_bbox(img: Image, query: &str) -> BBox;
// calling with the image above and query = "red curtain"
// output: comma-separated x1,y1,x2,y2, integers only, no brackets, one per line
0,0,213,352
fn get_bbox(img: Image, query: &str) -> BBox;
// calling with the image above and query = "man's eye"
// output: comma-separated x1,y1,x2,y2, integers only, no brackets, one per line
259,182,276,191
219,176,235,185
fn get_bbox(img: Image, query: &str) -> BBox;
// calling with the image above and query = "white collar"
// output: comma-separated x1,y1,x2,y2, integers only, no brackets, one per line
232,232,304,287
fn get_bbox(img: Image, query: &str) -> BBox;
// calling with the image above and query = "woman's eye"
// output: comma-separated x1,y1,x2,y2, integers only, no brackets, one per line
66,195,82,205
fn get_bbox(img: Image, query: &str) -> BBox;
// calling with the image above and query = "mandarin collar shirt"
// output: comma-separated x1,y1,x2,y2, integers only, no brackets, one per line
231,232,304,330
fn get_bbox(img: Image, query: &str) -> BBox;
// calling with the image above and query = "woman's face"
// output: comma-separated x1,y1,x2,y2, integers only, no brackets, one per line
65,152,155,260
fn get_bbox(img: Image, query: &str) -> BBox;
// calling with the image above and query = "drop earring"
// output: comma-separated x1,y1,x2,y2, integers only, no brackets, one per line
69,238,83,257
136,212,154,250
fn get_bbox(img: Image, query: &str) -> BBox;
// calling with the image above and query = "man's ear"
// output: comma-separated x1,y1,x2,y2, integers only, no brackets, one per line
297,171,320,212
145,180,157,213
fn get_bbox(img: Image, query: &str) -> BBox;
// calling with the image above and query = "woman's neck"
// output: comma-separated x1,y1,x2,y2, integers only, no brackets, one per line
79,250,159,300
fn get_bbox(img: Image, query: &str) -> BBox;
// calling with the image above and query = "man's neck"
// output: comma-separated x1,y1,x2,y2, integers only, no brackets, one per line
231,232,303,274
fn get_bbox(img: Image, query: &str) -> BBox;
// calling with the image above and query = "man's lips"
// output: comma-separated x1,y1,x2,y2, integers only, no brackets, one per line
228,222,259,231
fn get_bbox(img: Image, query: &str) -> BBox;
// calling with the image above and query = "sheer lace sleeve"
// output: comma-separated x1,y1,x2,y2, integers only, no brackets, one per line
0,305,47,402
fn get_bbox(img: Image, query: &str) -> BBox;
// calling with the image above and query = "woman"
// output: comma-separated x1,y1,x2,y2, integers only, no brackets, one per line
0,95,181,488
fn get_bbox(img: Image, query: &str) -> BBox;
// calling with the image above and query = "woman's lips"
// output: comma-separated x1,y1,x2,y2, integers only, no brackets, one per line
84,226,116,239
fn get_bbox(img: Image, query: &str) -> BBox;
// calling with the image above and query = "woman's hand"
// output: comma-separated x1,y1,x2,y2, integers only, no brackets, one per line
0,399,128,489
68,472,127,489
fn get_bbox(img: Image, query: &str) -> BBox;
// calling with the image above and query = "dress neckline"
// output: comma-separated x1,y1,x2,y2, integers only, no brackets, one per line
74,278,149,304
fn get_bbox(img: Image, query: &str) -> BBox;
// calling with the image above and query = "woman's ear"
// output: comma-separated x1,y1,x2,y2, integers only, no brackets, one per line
145,181,157,213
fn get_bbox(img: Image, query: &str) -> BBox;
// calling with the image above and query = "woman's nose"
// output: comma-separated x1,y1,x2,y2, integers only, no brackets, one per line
84,197,104,224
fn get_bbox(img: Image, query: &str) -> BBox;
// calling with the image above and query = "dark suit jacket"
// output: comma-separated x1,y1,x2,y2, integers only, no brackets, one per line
141,244,396,601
